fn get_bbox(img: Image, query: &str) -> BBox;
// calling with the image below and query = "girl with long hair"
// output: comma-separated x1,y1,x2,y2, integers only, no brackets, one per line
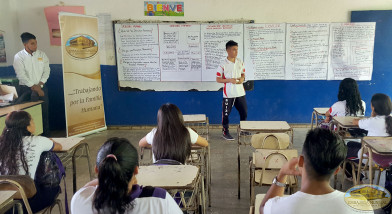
139,103,208,164
0,110,62,212
345,93,392,181
71,137,182,214
325,78,366,122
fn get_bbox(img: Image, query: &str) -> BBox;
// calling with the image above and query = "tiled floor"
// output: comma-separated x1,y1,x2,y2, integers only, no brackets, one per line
50,127,383,214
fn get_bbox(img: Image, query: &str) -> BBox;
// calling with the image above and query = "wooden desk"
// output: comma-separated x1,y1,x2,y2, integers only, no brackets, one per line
332,116,361,129
237,121,293,199
137,165,204,213
0,191,21,214
0,101,43,135
54,137,93,194
183,114,211,207
357,137,392,185
310,107,329,129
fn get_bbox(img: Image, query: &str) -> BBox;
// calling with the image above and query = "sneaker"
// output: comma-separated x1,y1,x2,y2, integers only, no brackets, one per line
223,131,234,141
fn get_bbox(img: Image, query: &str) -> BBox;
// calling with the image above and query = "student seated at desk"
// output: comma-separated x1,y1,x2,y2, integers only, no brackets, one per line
324,78,366,124
259,128,373,214
0,110,62,212
139,103,208,164
71,137,182,214
347,93,392,178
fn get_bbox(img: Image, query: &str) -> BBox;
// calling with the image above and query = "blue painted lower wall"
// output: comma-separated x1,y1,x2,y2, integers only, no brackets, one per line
0,10,391,129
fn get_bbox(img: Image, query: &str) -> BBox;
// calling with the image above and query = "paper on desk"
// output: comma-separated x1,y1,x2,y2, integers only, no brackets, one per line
0,93,13,101
52,137,85,151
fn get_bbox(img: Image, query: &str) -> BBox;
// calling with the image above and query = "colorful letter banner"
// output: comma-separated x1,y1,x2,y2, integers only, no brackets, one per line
144,1,184,16
59,13,106,137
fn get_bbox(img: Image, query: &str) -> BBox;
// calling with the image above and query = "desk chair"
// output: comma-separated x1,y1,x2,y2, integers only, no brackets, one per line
357,145,392,185
249,149,298,206
0,175,63,214
251,133,290,150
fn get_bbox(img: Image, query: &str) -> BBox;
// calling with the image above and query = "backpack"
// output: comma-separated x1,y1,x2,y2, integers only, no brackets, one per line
35,151,69,214
35,151,65,187
384,166,392,214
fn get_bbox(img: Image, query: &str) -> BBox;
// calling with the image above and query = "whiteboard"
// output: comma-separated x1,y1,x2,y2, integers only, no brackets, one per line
159,24,202,81
201,24,244,81
285,23,330,80
327,22,376,80
244,23,286,80
113,21,376,91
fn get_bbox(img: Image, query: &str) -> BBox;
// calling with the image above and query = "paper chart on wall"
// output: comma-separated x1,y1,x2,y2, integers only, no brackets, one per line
285,23,330,80
97,13,116,65
115,24,160,81
201,24,244,81
327,22,376,80
244,23,285,80
159,24,202,81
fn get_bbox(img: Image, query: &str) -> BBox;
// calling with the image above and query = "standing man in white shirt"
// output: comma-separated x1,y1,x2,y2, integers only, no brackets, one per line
216,40,247,140
13,32,50,136
259,128,374,214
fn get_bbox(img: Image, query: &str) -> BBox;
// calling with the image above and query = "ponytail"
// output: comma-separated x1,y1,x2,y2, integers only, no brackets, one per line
92,138,139,214
386,116,392,136
93,157,131,214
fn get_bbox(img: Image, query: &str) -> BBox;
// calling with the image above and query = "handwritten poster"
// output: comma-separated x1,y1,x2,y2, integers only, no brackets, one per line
0,32,6,63
328,23,376,80
159,24,202,81
201,24,244,81
285,23,330,80
115,24,160,81
244,24,285,80
97,13,116,65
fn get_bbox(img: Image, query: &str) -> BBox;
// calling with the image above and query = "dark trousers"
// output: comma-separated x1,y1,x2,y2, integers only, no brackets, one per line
17,85,50,136
222,95,247,131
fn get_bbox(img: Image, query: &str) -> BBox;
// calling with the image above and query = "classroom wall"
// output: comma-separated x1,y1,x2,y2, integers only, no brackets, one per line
1,0,392,128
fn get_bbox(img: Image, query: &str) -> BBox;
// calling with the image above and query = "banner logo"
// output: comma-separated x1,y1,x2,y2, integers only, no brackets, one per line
345,184,391,211
65,34,98,59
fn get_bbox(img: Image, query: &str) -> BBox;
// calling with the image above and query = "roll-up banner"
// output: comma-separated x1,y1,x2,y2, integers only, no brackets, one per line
59,13,106,137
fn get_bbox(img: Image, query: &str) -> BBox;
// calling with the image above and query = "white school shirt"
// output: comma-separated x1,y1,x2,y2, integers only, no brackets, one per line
146,127,198,162
13,49,50,87
216,58,246,98
329,100,366,117
359,115,389,137
264,190,374,214
71,185,183,214
3,136,54,179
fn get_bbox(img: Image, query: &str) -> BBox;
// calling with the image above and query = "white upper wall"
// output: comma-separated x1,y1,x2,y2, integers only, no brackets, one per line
2,0,392,64
0,0,20,66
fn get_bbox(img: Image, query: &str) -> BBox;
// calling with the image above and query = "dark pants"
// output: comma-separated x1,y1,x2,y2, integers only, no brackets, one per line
17,85,50,136
345,141,364,179
222,95,247,131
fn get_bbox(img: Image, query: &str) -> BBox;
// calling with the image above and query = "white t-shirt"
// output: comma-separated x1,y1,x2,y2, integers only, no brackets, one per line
329,100,366,117
264,190,373,214
216,58,246,98
146,127,198,162
71,185,182,214
20,136,53,179
359,115,389,137
13,49,50,87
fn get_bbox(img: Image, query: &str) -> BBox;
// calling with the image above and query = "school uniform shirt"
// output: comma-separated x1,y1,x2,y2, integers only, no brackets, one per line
146,127,198,162
329,100,366,117
216,58,246,98
13,49,50,87
263,190,374,214
359,115,389,137
71,184,182,214
0,136,54,179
